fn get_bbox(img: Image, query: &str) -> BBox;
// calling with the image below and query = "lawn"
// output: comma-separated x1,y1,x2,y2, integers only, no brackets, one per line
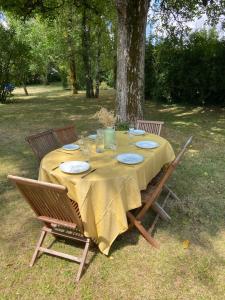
1,85,225,300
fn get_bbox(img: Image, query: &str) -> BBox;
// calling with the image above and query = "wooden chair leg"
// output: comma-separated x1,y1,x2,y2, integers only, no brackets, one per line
164,185,181,201
76,238,90,282
152,202,171,221
127,212,160,249
149,190,171,234
30,228,47,267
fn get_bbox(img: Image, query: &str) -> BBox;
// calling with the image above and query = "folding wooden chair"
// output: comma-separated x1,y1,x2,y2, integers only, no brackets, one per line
8,175,91,282
53,125,78,146
127,136,193,248
136,120,164,136
25,130,60,163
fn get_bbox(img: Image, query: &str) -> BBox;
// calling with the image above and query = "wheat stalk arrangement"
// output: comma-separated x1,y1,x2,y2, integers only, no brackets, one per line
93,107,117,127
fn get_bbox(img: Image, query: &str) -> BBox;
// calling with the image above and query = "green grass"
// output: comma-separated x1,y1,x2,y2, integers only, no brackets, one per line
1,85,225,299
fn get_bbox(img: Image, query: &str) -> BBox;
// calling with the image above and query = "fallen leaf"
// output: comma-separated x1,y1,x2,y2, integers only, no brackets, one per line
183,240,190,249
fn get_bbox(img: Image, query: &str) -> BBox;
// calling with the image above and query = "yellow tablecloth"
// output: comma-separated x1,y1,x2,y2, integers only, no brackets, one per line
38,131,175,255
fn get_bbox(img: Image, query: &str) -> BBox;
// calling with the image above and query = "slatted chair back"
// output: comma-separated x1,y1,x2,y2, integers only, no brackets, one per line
8,175,83,232
137,136,193,220
136,120,164,135
25,130,59,162
53,125,78,145
8,175,90,282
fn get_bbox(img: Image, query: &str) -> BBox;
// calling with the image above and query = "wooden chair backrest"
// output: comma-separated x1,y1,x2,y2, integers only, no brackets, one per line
25,130,59,162
137,120,164,136
53,125,78,146
8,175,83,232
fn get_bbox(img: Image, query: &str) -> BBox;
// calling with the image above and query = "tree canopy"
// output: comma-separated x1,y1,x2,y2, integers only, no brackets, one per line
0,0,224,110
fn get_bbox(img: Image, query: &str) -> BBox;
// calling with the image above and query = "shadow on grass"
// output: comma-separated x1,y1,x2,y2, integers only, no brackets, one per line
1,85,225,264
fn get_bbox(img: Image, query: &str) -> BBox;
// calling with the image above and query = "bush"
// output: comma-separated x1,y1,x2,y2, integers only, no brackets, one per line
115,122,129,131
145,30,225,106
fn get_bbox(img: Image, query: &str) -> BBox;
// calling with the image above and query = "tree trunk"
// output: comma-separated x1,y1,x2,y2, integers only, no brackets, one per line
67,9,78,94
60,69,69,89
43,69,49,85
23,83,28,96
113,26,117,89
82,7,94,98
115,0,149,122
95,31,101,98
113,53,117,89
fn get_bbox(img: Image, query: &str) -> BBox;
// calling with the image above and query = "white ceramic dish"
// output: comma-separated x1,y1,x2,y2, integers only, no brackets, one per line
116,153,144,165
62,144,80,151
135,140,160,149
88,134,97,140
129,129,145,135
59,161,90,174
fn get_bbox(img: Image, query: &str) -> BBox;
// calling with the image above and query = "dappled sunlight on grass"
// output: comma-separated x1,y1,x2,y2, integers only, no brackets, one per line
172,121,200,127
210,126,224,132
187,148,200,156
158,105,185,113
1,85,225,299
175,106,203,117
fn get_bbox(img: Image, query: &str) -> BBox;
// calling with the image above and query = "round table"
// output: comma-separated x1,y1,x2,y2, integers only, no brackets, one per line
39,131,175,255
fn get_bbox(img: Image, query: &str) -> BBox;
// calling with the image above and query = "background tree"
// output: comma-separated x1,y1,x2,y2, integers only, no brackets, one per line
0,24,31,102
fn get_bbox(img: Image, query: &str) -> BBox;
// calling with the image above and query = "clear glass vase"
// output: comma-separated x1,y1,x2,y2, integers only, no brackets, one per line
104,127,116,149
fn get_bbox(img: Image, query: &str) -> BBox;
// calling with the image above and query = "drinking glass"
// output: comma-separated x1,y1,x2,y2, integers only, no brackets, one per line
110,140,118,158
96,129,104,153
81,140,91,162
77,135,84,148
128,122,135,145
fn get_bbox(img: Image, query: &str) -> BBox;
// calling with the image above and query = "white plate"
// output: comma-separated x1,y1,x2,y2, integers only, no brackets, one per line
129,129,145,135
59,161,90,174
116,153,144,165
135,140,160,149
62,144,80,151
88,134,97,140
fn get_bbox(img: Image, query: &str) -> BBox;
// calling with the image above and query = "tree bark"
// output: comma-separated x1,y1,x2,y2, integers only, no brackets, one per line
23,83,28,95
82,6,94,98
67,8,78,94
43,71,49,85
115,0,149,122
94,30,101,98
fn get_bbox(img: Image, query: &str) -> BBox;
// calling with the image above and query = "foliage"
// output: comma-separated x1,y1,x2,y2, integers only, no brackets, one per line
0,0,116,96
150,0,225,40
145,29,225,106
0,24,31,103
115,121,129,131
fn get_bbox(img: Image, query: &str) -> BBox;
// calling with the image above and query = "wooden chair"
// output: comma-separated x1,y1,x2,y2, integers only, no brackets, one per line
127,136,193,248
8,175,90,282
53,125,78,146
25,130,60,163
136,120,164,136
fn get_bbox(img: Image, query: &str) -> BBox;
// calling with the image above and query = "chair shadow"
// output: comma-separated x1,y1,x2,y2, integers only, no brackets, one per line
108,209,159,255
35,233,98,279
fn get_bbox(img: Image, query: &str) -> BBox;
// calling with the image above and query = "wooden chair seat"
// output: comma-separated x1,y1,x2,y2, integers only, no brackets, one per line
8,175,90,283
